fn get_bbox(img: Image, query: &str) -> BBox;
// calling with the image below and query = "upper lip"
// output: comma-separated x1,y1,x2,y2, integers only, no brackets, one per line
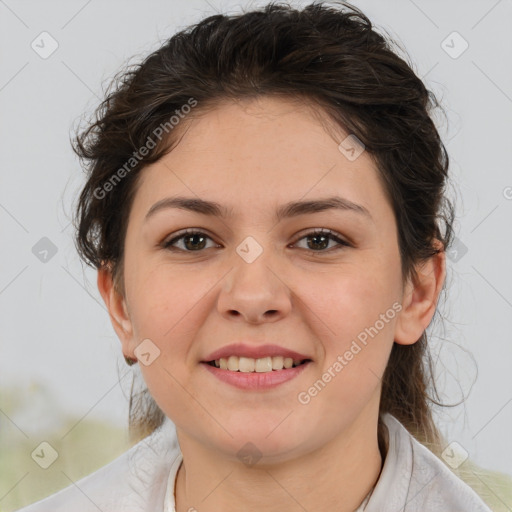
202,343,312,362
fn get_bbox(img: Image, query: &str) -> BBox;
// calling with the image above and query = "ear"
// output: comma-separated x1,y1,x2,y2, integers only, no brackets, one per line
97,265,136,358
394,240,446,346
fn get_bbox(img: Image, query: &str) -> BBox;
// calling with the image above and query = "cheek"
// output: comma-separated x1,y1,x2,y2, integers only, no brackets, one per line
130,271,204,418
301,264,400,337
127,263,204,337
296,274,398,419
298,262,400,393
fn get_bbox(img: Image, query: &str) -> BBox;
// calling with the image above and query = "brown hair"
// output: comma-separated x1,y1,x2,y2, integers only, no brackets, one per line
73,0,453,461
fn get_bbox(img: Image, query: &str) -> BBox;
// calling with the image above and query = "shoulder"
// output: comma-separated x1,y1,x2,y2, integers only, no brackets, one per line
15,419,181,512
369,413,493,512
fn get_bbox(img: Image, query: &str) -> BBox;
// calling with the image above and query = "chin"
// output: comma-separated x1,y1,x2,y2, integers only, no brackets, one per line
214,424,307,460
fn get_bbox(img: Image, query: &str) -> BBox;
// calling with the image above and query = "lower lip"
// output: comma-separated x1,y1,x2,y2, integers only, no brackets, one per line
201,361,312,390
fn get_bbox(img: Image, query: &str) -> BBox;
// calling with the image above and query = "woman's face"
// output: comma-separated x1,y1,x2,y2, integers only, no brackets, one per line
103,96,429,461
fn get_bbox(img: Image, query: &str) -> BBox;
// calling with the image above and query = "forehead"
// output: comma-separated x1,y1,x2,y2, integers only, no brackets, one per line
128,96,390,225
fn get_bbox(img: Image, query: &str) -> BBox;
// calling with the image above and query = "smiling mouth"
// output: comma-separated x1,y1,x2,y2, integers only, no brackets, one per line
206,356,312,373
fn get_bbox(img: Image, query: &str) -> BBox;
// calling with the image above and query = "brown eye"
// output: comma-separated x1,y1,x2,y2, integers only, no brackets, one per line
163,230,216,252
293,229,350,252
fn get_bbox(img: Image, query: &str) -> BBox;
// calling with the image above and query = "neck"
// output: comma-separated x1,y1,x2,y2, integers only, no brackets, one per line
174,403,385,512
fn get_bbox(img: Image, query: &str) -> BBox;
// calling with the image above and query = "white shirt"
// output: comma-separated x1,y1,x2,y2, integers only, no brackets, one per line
16,413,492,511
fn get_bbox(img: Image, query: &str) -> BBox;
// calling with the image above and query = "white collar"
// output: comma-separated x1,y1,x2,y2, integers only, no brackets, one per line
162,413,491,512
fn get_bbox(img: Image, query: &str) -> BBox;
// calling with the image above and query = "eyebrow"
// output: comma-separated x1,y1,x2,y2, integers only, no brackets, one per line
144,195,373,223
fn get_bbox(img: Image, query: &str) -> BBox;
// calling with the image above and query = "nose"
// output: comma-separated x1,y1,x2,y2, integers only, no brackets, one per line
217,247,292,324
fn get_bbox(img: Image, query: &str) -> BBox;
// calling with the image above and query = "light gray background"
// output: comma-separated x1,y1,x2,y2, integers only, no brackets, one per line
1,0,511,482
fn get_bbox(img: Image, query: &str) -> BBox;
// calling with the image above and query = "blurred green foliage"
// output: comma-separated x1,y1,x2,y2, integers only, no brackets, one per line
0,383,131,511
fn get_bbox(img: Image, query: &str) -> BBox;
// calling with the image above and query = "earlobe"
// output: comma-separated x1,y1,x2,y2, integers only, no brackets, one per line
97,265,135,355
394,243,446,346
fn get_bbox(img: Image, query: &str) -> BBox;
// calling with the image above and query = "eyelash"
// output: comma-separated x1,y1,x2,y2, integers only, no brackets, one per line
162,228,351,253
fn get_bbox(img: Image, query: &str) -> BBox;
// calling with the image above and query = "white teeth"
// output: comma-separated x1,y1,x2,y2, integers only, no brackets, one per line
239,356,256,372
255,357,273,372
227,356,239,371
272,356,284,369
213,356,304,372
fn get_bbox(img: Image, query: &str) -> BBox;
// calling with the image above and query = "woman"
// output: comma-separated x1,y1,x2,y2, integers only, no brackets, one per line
17,1,500,510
